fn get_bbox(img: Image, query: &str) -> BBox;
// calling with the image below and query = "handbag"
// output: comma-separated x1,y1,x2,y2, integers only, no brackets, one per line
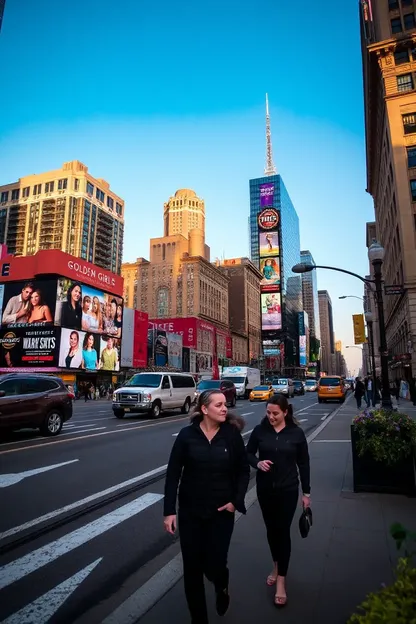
299,506,313,538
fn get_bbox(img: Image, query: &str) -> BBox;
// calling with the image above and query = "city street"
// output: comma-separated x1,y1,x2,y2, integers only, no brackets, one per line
0,392,341,623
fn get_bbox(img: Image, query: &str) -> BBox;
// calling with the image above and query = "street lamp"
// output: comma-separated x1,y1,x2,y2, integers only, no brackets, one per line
365,311,377,407
339,295,364,301
292,244,392,409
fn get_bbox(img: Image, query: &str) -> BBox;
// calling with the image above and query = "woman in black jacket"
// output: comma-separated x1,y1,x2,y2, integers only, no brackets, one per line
246,394,310,608
164,389,250,624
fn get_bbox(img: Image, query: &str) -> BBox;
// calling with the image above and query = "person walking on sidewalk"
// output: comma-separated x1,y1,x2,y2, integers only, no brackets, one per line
163,390,250,624
354,377,365,410
246,394,310,608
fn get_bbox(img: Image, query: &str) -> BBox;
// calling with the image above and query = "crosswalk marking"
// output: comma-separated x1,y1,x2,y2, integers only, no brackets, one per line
1,559,102,623
0,492,163,591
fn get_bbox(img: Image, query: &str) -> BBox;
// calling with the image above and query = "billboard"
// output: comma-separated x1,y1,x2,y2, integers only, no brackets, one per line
259,231,279,257
1,279,58,329
58,328,120,372
167,333,183,369
150,318,197,349
120,308,148,369
258,208,279,230
260,183,275,207
262,339,282,356
299,335,307,366
260,257,280,291
0,326,60,371
352,314,366,345
261,293,282,331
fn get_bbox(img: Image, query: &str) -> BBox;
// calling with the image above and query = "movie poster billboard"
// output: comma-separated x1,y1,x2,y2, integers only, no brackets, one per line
0,326,60,371
261,293,282,331
55,278,123,338
259,231,279,257
167,333,183,369
121,309,148,368
299,335,307,366
260,257,280,291
58,328,120,371
1,279,58,329
155,330,168,367
260,183,275,207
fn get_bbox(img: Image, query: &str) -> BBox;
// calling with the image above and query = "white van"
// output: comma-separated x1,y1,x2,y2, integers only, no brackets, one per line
221,366,261,399
113,372,196,419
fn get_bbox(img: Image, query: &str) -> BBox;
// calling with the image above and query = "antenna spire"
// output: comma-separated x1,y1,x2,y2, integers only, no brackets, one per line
264,93,277,176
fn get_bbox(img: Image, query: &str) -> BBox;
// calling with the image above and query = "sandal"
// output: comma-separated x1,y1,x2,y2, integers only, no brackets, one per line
266,574,277,586
274,594,287,608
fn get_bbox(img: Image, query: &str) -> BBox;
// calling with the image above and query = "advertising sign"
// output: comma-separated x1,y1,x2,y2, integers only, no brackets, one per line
261,293,282,331
258,208,279,231
120,309,148,369
259,231,279,257
155,330,168,366
196,352,213,375
1,279,58,329
262,339,282,356
352,314,366,345
167,333,183,369
0,326,60,371
260,257,280,291
150,318,197,349
58,328,120,371
55,278,123,338
260,183,275,207
299,335,307,366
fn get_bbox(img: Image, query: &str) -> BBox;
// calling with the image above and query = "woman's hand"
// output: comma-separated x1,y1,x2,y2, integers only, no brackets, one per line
257,460,273,472
302,495,311,509
218,502,235,513
163,515,177,534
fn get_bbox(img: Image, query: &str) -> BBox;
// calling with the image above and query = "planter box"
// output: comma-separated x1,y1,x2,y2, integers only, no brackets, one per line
351,425,416,497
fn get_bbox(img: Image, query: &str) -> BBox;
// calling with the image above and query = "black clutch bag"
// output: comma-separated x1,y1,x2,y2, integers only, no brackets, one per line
299,506,313,538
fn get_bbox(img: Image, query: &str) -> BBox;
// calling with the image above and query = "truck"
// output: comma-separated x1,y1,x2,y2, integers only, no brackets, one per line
221,366,261,399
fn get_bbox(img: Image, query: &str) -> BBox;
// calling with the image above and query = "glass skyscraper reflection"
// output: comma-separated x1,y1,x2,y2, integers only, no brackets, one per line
249,174,302,371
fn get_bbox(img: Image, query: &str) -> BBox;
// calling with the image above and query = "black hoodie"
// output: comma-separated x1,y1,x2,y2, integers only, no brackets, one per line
164,415,250,518
246,419,310,494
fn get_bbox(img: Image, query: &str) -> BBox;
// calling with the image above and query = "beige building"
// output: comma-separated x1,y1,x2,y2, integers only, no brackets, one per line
216,258,262,364
0,160,124,273
318,290,335,374
363,222,382,377
360,1,416,379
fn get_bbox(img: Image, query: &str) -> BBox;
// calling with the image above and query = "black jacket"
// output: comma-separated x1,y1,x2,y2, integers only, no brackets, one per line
164,418,250,517
246,419,310,494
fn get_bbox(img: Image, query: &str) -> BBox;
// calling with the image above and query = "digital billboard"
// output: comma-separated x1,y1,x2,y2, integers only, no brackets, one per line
0,327,60,371
259,231,279,257
261,293,282,331
1,279,58,329
260,183,275,207
299,335,307,366
260,257,280,291
258,208,279,230
121,308,148,369
58,328,120,372
167,333,183,369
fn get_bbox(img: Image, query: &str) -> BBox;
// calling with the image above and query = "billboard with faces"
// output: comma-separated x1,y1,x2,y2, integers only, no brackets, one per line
258,208,281,297
0,279,58,329
58,328,120,372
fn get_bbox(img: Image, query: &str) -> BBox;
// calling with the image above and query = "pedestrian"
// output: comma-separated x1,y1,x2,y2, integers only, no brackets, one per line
163,389,250,624
354,377,365,410
395,378,401,405
366,377,374,407
83,384,89,402
246,394,310,608
364,377,370,408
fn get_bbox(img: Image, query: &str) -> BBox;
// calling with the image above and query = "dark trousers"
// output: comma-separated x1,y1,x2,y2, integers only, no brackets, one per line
355,395,362,409
258,489,298,577
179,509,235,624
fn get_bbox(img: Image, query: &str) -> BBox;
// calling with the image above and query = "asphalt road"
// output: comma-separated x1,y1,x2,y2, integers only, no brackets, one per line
0,392,343,623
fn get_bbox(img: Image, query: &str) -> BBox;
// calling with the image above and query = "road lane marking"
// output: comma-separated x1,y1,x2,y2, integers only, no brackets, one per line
116,419,153,427
241,412,254,416
242,429,253,437
295,403,318,415
298,419,308,423
321,414,329,421
0,460,79,488
63,423,99,429
0,464,167,541
0,492,164,591
2,558,103,624
0,427,107,449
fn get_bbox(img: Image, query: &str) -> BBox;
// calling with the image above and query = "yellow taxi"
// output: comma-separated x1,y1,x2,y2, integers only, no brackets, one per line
249,385,274,402
317,376,346,403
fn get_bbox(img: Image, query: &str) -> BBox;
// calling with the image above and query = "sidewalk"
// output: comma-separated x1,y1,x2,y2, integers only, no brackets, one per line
138,395,416,624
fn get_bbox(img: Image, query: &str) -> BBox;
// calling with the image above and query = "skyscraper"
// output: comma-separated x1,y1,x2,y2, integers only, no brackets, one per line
0,160,124,273
360,0,416,380
318,290,335,375
0,0,6,33
249,96,302,373
300,250,321,363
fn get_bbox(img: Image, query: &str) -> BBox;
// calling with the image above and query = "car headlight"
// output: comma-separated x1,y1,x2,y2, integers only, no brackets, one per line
142,393,152,403
112,394,117,402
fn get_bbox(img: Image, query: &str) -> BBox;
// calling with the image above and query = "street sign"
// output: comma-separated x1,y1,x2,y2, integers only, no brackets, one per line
384,285,405,295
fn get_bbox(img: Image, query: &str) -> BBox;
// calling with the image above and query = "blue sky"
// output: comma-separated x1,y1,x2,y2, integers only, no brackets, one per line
0,0,373,374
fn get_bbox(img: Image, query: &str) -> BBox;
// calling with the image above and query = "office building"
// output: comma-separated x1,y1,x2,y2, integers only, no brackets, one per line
319,290,335,374
363,222,381,377
360,0,416,379
249,96,302,373
0,160,124,274
300,250,321,363
217,257,262,364
334,339,347,377
0,0,6,32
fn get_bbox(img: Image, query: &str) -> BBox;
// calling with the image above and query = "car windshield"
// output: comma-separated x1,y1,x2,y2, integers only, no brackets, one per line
293,381,302,386
306,380,316,385
125,374,161,388
197,380,221,390
320,378,341,387
222,376,245,384
254,386,269,391
276,379,288,385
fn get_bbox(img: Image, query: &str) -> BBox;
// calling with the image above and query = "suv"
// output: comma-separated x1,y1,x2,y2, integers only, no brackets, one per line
0,373,73,436
293,380,305,396
113,372,196,419
195,379,237,407
271,378,295,398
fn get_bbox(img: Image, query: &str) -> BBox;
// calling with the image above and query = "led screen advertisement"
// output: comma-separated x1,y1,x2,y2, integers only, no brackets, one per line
260,183,275,207
299,335,307,366
0,326,60,371
261,293,282,331
259,231,279,257
58,328,120,372
1,279,58,329
260,257,280,291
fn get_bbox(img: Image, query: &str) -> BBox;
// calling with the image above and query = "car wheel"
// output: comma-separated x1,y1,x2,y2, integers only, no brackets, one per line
230,394,236,407
114,409,124,419
181,398,191,414
151,401,162,418
40,410,63,436
318,398,323,403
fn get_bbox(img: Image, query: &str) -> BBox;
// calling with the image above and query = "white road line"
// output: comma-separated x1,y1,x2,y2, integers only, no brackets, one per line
68,417,112,423
241,429,253,437
295,402,319,415
116,419,153,427
298,418,308,423
0,460,79,488
241,412,254,416
59,427,106,437
2,558,103,624
0,492,163,591
0,464,167,541
63,423,99,429
0,427,107,449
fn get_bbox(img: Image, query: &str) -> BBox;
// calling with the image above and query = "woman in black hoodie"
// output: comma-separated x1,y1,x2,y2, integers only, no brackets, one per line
246,394,310,608
164,389,249,624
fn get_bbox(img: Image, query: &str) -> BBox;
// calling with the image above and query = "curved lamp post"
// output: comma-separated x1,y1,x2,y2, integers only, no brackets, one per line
364,311,377,407
292,242,392,409
339,295,364,301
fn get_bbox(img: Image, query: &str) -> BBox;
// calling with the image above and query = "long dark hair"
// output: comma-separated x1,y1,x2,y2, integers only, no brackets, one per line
190,389,245,431
265,394,298,426
67,282,82,311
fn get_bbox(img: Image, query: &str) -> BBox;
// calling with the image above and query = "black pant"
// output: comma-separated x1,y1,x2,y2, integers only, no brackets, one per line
179,509,235,624
258,489,298,577
355,395,362,409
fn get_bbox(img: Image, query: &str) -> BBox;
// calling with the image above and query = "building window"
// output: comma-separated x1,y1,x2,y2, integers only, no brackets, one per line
402,0,413,7
107,196,114,209
11,189,19,200
22,186,30,198
95,188,104,203
407,146,416,166
33,184,42,195
394,49,410,64
389,0,399,8
0,191,9,202
74,178,80,191
410,179,416,200
86,181,94,195
45,181,54,193
404,12,416,29
157,287,169,316
402,112,416,132
58,178,67,190
397,73,413,91
391,17,403,32
116,202,122,215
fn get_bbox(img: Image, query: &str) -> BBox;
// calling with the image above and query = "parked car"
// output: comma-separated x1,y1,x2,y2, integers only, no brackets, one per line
305,379,318,392
318,376,346,403
195,379,237,407
113,372,196,419
0,373,73,436
271,378,295,398
249,385,274,402
293,380,305,396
